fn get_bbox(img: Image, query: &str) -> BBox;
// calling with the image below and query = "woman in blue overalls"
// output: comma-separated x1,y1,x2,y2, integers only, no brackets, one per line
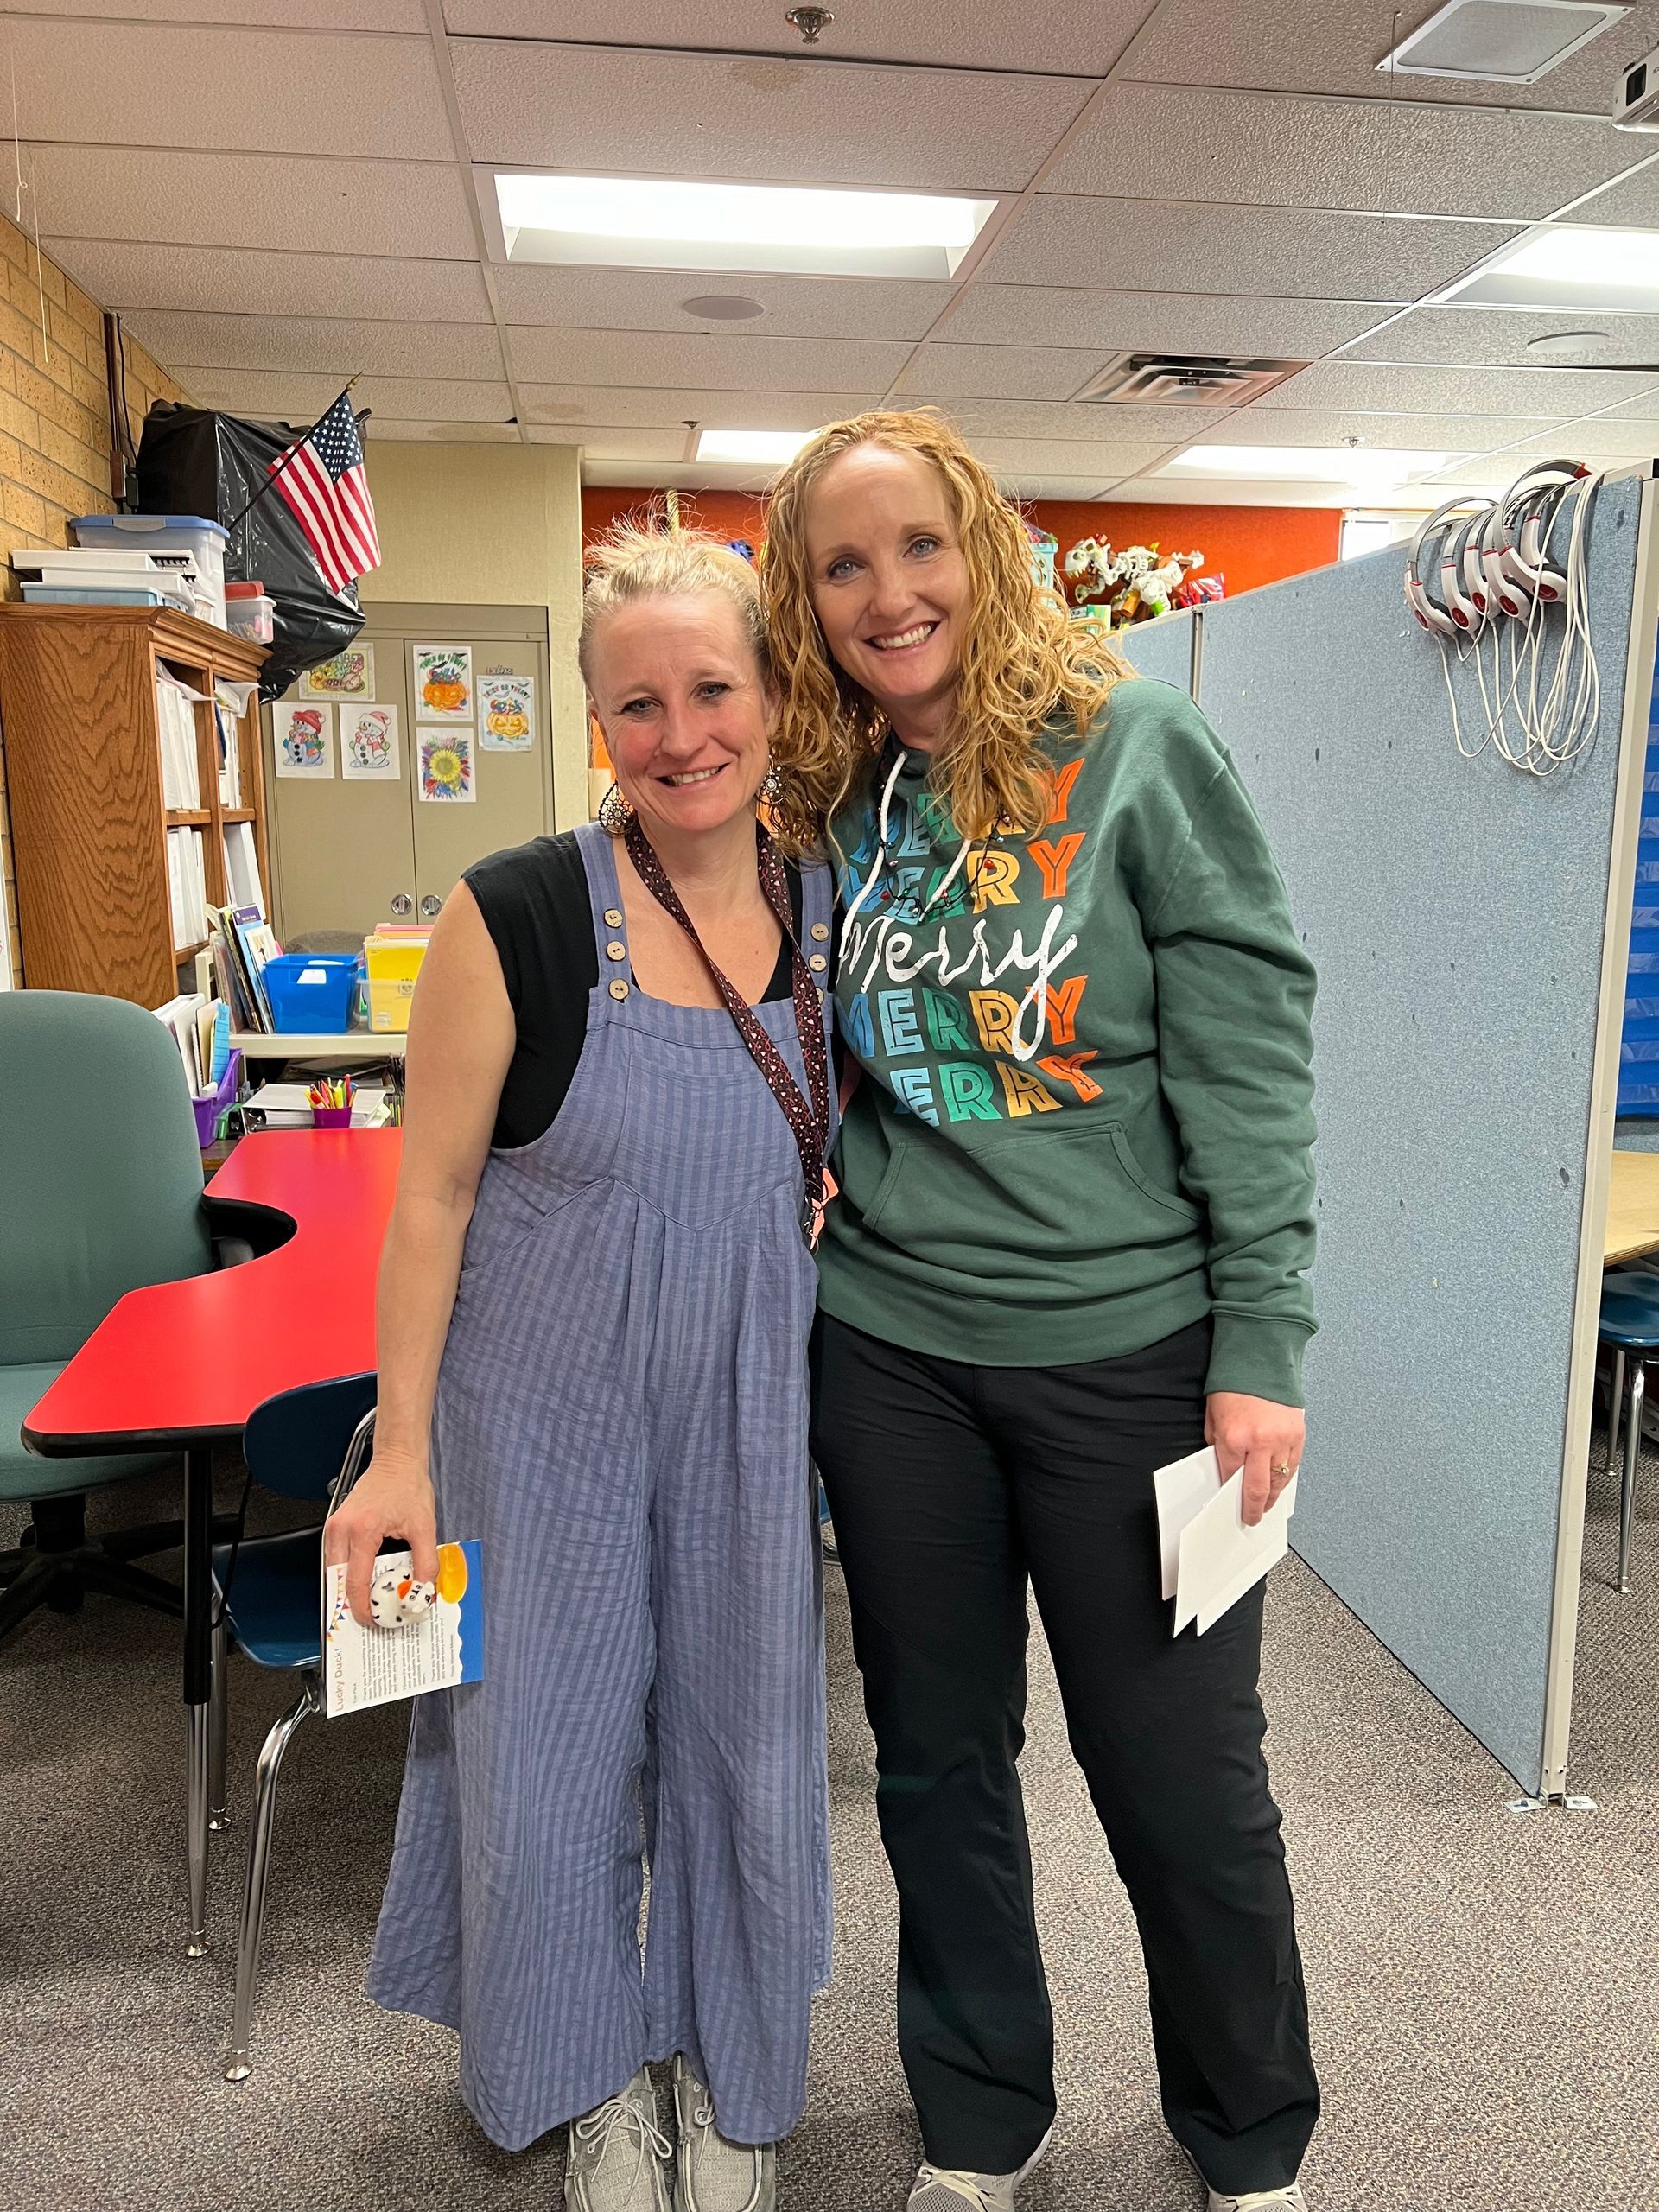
326,528,836,2212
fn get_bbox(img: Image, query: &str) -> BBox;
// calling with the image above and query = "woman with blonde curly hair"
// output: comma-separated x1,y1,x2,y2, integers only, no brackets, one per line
764,412,1321,2212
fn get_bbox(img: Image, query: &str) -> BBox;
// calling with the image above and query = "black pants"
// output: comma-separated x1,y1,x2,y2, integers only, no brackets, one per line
809,1313,1319,2194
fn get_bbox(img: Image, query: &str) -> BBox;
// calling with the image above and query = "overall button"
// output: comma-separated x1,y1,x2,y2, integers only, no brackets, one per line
810,921,830,941
603,908,624,927
608,979,630,1001
809,953,828,973
606,941,626,961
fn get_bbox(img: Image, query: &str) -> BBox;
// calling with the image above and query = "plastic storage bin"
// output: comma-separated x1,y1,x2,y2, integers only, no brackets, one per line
226,583,275,642
365,931,430,1033
191,1048,243,1146
71,514,228,627
262,952,362,1035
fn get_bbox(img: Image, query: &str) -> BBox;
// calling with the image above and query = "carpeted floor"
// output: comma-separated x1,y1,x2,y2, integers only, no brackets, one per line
1,1430,1655,2212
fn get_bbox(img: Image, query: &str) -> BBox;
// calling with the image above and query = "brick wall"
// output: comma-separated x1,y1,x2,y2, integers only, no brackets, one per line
0,213,188,986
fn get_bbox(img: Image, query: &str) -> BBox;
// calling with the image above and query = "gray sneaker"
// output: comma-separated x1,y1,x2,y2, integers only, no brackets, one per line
671,2056,775,2212
906,2128,1052,2210
1206,2191,1307,2211
566,2067,674,2212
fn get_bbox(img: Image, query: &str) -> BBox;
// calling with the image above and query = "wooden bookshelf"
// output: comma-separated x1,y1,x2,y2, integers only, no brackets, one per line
0,604,269,1006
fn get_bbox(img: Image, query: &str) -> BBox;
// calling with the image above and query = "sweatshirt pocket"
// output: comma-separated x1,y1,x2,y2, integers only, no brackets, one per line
1107,1122,1202,1224
855,1113,1205,1285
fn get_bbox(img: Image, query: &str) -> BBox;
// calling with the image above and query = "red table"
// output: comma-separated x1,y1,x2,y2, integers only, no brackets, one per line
24,1129,400,1954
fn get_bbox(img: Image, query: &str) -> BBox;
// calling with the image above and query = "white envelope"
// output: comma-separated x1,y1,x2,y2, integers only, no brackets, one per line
1154,1445,1299,1637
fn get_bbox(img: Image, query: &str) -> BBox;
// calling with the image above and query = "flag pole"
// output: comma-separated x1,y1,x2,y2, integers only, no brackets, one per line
224,376,361,539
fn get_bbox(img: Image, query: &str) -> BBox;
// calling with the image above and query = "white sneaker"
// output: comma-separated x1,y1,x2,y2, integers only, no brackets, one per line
906,2128,1052,2210
671,2056,775,2212
1206,2185,1308,2210
566,2068,674,2212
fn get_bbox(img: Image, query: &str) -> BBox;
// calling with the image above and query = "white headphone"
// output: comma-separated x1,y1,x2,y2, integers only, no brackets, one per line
1440,510,1489,636
1407,497,1494,636
1478,460,1584,616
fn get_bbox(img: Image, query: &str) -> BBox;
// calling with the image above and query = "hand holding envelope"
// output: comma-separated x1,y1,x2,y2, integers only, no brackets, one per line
1154,1446,1300,1636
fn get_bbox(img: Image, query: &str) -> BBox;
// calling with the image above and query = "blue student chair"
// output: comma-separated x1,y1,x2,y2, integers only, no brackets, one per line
212,1370,377,2085
0,991,215,1644
1598,1272,1659,1593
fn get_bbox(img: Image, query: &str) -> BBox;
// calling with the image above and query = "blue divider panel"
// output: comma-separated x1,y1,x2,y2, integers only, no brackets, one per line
1616,658,1659,1114
1120,608,1195,696
1195,480,1645,1794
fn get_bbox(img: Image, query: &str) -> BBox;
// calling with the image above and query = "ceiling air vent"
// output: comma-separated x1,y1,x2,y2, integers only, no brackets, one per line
1073,354,1309,407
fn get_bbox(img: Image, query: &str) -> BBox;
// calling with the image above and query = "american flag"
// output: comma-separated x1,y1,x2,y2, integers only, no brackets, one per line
269,390,380,593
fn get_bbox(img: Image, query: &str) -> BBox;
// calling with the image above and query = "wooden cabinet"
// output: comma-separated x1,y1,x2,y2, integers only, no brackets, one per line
0,603,269,1007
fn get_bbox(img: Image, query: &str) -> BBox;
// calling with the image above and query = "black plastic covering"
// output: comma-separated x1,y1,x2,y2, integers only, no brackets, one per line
134,401,365,701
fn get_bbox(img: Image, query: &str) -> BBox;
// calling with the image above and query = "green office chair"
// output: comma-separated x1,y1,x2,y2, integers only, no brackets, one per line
0,989,215,1644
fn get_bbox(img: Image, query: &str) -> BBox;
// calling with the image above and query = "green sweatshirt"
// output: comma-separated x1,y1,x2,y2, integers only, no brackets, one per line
819,676,1318,1406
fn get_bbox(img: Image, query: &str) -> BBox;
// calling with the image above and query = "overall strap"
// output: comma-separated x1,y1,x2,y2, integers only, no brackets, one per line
575,819,636,997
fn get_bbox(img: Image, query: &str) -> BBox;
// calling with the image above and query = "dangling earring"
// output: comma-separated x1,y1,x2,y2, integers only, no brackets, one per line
599,780,634,834
757,760,785,805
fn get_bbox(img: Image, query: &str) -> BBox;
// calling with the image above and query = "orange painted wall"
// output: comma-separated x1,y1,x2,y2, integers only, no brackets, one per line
582,486,1339,599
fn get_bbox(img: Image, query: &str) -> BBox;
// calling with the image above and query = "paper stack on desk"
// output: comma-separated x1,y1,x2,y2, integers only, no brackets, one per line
1154,1446,1299,1636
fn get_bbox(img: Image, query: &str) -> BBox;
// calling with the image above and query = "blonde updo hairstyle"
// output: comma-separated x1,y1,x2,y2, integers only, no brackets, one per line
762,409,1132,846
581,520,797,830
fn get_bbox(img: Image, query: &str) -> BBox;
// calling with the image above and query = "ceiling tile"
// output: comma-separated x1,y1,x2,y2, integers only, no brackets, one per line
1346,307,1659,369
1263,357,1656,416
1042,82,1637,219
29,145,476,259
893,343,1110,402
1604,391,1659,421
519,385,880,429
367,421,523,442
983,195,1520,302
1420,448,1655,487
449,40,1089,192
528,426,690,461
1004,478,1115,500
7,0,422,20
940,286,1395,358
580,459,780,491
1103,474,1359,507
906,397,1233,442
1503,423,1659,457
971,437,1175,478
183,371,513,423
13,20,452,157
444,0,1157,73
120,311,505,381
1572,159,1659,227
508,325,911,391
1116,0,1659,117
496,264,954,342
45,240,492,325
1215,404,1565,450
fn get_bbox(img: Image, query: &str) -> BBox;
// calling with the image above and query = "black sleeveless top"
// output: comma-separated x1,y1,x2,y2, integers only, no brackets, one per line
466,830,802,1150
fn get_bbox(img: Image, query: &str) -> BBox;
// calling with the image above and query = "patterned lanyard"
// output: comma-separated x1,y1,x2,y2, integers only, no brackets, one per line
623,816,832,1249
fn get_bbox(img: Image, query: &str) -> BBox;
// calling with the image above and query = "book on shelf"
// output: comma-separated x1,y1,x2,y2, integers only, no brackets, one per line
222,818,264,915
207,902,277,1033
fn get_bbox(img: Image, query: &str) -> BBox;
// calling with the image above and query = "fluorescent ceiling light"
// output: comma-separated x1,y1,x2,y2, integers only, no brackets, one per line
1377,0,1626,85
696,429,813,465
1447,223,1659,308
492,174,997,279
1158,446,1459,488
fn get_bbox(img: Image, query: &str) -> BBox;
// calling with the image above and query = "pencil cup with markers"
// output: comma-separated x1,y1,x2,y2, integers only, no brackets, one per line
309,1075,354,1128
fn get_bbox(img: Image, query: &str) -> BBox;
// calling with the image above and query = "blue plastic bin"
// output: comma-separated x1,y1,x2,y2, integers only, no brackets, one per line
262,953,361,1035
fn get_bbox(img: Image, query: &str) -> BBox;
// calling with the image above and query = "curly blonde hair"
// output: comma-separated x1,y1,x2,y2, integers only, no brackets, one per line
761,409,1132,844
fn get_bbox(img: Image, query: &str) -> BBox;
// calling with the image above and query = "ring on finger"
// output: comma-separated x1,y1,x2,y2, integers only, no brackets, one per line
1271,1460,1293,1478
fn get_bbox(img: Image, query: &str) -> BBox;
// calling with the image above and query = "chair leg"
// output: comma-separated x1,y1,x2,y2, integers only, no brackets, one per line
75,1553,185,1618
1608,1348,1627,1471
0,1549,62,1647
208,1618,232,1833
1620,1360,1644,1597
222,1673,322,2083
